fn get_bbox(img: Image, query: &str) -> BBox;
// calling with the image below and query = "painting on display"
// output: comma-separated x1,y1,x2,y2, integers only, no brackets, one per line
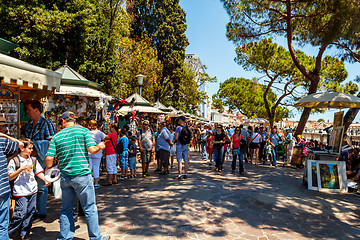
316,160,347,193
331,126,344,155
307,160,318,191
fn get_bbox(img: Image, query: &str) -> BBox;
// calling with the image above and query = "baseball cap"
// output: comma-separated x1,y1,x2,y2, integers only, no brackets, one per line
142,120,150,125
61,111,77,119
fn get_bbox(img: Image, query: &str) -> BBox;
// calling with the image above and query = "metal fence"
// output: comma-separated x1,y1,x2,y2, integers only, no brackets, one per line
302,132,360,147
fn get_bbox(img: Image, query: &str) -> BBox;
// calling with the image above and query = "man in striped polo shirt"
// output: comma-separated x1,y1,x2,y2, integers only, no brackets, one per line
45,112,110,240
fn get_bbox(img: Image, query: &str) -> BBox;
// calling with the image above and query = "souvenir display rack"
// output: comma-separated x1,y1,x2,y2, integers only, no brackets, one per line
0,86,19,138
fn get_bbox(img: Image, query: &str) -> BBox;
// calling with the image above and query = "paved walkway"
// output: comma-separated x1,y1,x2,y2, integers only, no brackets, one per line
28,151,360,240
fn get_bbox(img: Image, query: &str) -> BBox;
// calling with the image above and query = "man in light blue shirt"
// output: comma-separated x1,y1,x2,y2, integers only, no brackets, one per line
158,122,173,174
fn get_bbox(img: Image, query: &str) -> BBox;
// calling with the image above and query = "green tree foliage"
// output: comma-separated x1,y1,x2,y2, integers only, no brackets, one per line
128,0,193,103
212,77,289,122
236,39,357,127
0,0,130,94
221,0,360,135
116,36,162,100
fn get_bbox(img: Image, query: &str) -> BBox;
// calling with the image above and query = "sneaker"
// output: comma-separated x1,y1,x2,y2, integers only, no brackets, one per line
145,172,150,176
182,175,187,179
133,174,136,178
119,175,125,180
94,184,100,190
154,168,161,174
174,175,182,180
142,173,147,178
103,236,111,240
129,175,133,178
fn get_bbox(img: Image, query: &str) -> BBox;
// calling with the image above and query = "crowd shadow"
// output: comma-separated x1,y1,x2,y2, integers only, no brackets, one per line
31,151,360,239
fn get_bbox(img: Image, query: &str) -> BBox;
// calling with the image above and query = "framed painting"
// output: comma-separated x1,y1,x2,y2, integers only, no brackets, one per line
307,160,318,191
332,126,344,155
316,160,347,193
333,111,344,129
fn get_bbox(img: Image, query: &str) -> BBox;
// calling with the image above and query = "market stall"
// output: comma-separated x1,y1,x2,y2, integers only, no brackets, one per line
45,64,113,127
0,52,61,138
294,92,360,193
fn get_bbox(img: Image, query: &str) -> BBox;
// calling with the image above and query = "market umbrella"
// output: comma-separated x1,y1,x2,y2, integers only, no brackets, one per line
245,118,269,124
294,92,360,109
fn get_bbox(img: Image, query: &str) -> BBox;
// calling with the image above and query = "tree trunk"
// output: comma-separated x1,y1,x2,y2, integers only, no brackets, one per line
344,109,360,133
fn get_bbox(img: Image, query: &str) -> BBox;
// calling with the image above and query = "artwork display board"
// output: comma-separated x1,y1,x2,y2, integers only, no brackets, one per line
306,159,347,193
331,126,344,155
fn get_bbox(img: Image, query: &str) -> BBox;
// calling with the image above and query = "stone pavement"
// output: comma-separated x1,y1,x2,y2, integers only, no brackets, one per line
27,151,360,240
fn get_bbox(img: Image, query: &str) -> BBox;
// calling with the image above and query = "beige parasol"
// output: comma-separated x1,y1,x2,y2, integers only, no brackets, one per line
294,92,360,109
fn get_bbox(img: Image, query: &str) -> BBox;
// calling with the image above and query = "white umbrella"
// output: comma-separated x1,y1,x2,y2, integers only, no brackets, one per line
294,92,360,109
245,118,269,124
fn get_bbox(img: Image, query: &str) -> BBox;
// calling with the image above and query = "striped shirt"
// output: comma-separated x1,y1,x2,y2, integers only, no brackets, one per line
0,138,19,196
46,125,96,177
25,116,56,141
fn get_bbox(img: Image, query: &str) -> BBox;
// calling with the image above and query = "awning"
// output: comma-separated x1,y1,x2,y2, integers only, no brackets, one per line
0,53,61,91
116,105,165,116
56,85,113,100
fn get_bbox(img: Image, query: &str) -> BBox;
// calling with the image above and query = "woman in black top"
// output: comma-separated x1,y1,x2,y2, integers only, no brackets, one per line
211,125,229,172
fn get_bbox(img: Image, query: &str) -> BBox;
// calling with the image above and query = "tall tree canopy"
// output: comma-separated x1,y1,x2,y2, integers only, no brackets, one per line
213,77,290,122
221,0,360,135
0,0,130,94
236,39,357,127
127,0,191,102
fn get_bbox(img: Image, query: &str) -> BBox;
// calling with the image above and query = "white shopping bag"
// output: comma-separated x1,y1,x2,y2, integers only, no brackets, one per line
53,179,62,199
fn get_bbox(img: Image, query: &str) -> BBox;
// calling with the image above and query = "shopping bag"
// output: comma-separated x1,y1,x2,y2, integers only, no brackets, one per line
53,179,62,199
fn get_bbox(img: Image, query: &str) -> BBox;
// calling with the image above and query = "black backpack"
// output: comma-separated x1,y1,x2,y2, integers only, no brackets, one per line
179,125,192,145
109,136,124,155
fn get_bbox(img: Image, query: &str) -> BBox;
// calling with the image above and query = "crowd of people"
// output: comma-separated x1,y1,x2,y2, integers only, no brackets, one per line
0,99,317,240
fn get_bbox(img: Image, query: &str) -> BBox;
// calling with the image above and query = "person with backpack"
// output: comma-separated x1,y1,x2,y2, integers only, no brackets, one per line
175,116,191,180
138,120,155,178
104,123,118,186
8,138,49,239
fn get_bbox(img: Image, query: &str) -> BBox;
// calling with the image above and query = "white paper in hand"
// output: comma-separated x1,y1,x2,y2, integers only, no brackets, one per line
45,167,61,183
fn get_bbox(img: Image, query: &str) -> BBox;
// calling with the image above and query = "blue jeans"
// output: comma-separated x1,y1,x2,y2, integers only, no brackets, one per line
9,194,37,237
0,192,10,240
271,146,278,165
176,144,189,162
201,141,208,159
36,155,48,216
232,148,244,173
58,174,102,240
213,145,224,170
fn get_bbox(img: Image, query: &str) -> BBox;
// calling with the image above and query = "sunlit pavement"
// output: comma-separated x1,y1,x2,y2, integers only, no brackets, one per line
29,151,360,240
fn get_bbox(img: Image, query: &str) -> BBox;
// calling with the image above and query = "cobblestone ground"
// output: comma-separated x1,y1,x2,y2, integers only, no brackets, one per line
27,151,360,240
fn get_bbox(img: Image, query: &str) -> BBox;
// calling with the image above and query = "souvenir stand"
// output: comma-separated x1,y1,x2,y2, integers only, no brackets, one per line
45,64,113,130
294,92,360,193
0,52,61,138
115,93,165,135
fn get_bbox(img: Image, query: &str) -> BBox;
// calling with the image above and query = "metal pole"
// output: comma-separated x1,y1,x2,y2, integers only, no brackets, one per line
139,85,142,96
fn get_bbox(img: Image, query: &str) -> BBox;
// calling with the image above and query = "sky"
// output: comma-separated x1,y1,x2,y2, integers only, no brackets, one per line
179,0,360,123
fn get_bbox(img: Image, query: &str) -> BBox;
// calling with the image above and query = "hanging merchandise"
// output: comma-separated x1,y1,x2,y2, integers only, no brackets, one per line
0,86,19,138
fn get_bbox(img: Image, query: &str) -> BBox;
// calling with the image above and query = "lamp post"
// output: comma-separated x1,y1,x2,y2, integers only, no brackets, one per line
135,74,145,96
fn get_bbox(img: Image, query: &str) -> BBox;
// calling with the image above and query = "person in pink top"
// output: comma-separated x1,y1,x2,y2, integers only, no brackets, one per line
104,123,118,185
230,127,245,175
206,130,214,166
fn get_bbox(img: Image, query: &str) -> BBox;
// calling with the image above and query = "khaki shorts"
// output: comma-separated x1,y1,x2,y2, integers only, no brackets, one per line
141,150,153,163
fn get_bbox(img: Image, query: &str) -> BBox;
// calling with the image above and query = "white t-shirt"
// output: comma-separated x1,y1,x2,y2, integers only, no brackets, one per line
8,156,43,197
88,130,106,159
251,133,261,143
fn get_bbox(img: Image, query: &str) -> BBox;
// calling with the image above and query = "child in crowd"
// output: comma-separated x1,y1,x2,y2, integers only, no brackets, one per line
128,136,137,178
8,139,49,239
119,128,129,179
265,139,274,165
